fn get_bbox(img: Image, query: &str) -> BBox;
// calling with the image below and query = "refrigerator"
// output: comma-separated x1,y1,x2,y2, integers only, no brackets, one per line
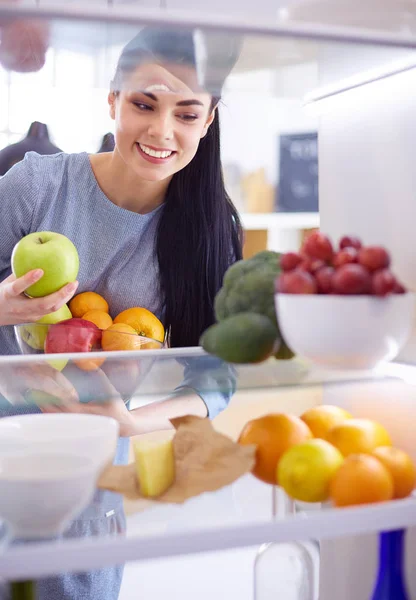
0,1,416,599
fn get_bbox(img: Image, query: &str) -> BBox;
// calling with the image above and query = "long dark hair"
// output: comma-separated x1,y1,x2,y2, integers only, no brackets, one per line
113,28,243,347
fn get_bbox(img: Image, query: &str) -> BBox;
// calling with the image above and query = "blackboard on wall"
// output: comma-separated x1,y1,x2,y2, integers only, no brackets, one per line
277,131,318,213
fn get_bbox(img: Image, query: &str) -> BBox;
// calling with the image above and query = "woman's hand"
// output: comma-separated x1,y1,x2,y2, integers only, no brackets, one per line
0,361,136,436
0,8,50,73
0,270,78,326
40,369,137,438
0,362,79,406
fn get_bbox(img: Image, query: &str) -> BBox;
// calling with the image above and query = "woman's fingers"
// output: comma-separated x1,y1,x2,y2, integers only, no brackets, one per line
51,370,80,403
4,269,43,297
0,272,78,325
31,381,78,407
8,279,78,322
2,273,16,285
19,364,80,407
26,281,79,317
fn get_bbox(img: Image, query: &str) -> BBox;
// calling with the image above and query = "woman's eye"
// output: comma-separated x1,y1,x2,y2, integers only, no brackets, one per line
133,102,152,111
178,114,199,122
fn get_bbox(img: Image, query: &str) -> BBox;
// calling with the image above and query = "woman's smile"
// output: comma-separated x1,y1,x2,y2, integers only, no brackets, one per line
136,142,177,164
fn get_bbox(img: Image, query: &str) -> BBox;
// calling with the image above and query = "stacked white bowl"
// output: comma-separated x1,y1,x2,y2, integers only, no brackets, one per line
0,414,119,540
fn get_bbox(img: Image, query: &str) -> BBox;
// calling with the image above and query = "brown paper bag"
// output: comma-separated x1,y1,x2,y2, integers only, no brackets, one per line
98,415,256,504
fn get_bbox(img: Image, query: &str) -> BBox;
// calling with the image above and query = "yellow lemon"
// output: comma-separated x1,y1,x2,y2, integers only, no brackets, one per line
278,439,344,503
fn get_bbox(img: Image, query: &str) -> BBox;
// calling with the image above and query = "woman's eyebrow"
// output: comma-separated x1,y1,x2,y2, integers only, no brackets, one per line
140,91,157,101
176,99,204,107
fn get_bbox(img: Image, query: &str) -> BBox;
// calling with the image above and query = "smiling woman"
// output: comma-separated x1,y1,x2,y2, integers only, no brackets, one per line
0,25,242,600
88,27,243,348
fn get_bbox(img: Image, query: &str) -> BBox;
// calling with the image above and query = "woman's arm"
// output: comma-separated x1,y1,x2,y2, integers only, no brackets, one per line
0,158,78,327
37,370,208,438
38,356,235,438
128,355,236,435
129,388,207,435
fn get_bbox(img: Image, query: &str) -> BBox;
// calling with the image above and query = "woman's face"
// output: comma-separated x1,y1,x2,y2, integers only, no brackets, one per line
109,62,215,182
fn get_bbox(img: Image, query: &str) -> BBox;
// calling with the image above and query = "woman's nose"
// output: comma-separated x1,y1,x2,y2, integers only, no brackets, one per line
147,114,173,141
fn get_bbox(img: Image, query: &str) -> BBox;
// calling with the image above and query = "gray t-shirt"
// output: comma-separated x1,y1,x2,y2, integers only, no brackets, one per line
0,151,163,355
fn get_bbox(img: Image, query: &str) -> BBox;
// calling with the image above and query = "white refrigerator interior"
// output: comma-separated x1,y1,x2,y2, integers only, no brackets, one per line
318,47,416,599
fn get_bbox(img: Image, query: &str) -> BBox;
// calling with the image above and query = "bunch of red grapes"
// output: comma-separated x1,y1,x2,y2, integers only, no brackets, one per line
276,232,407,296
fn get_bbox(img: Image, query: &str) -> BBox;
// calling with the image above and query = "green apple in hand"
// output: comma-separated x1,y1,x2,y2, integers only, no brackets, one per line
12,231,79,298
24,389,64,406
20,304,73,351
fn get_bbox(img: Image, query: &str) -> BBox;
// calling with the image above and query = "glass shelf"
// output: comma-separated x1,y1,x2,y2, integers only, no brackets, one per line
1,2,415,98
0,346,406,406
2,0,416,44
0,480,415,580
0,349,415,580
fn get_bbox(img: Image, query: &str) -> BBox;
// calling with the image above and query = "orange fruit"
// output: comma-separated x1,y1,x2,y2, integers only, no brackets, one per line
74,356,106,372
102,323,145,352
114,307,164,344
330,453,394,507
325,418,392,457
83,310,113,331
140,339,164,350
372,446,416,499
238,413,313,484
69,292,109,318
301,405,352,439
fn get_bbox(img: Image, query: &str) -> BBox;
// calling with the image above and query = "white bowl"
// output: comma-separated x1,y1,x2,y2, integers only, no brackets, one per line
0,452,98,539
275,292,415,370
0,414,119,471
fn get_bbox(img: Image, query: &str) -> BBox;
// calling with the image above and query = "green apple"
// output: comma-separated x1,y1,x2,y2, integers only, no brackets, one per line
20,304,72,351
46,357,69,371
11,231,79,298
24,389,63,406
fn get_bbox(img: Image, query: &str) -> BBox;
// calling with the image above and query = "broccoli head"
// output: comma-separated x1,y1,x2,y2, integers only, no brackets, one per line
214,250,294,360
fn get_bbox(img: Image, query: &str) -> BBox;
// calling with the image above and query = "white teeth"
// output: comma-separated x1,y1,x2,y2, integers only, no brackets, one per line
145,84,172,93
139,144,172,159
